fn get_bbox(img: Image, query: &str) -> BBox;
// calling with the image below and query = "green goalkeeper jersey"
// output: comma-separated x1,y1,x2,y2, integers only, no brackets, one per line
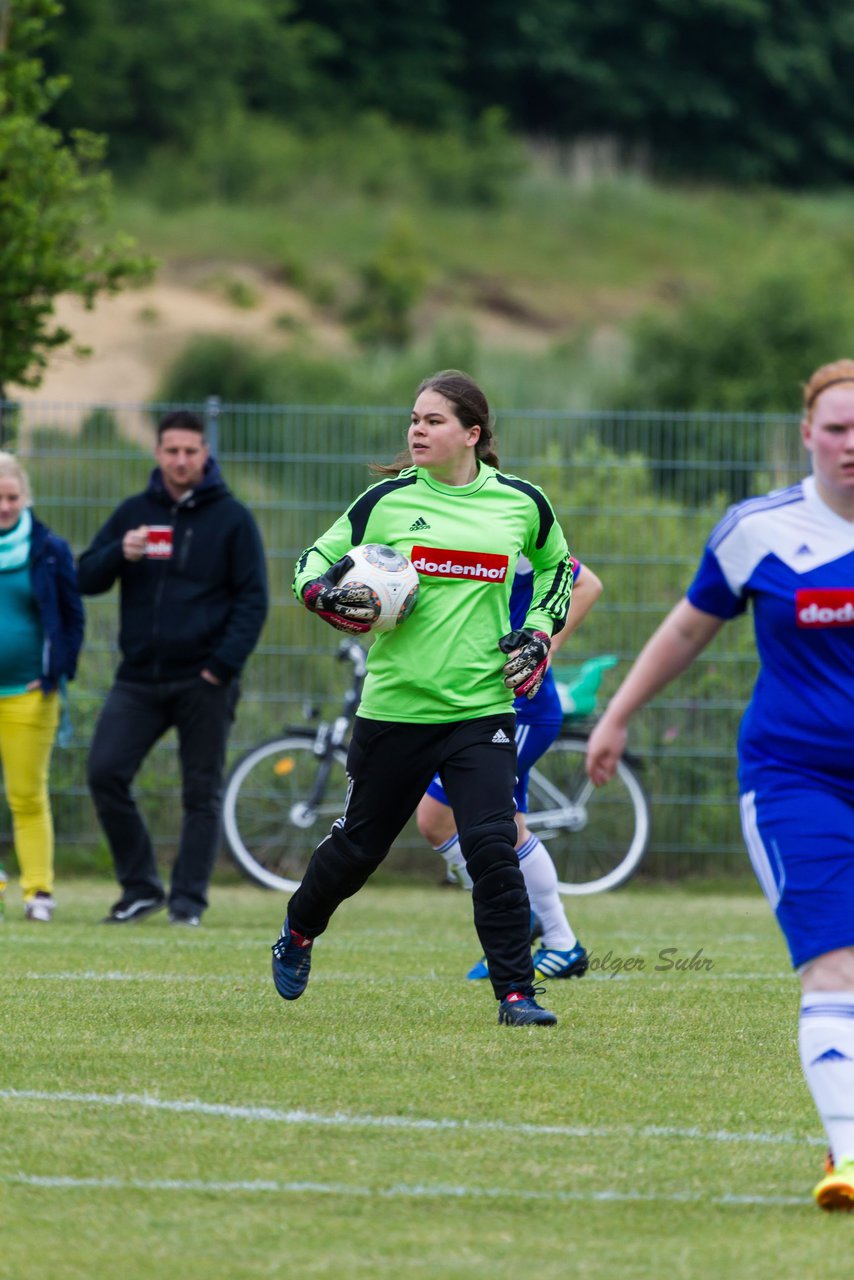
293,463,573,723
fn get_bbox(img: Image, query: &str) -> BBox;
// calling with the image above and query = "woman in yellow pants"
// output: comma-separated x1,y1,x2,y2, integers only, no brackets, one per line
0,453,84,921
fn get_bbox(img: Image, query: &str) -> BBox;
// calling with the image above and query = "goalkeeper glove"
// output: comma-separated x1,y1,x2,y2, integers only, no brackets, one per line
498,628,551,700
302,556,380,634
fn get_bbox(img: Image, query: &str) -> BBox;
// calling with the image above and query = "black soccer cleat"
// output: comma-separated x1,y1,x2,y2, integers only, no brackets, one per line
497,992,558,1026
271,918,314,1000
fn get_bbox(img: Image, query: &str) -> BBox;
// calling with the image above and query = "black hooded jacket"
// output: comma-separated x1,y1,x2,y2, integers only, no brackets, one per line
77,459,267,684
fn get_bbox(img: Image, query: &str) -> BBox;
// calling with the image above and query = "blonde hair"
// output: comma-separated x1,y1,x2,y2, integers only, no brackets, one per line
803,359,854,416
0,452,32,504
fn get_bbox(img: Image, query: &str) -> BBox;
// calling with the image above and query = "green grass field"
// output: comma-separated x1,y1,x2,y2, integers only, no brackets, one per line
3,879,847,1278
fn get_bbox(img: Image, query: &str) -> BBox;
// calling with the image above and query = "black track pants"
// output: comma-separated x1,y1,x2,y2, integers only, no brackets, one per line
287,713,536,1000
88,677,240,916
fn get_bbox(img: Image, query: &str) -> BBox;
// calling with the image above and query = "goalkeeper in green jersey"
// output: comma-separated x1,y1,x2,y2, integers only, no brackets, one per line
272,370,573,1027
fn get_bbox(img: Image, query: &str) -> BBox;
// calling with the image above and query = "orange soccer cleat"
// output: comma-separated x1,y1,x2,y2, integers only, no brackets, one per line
813,1156,854,1211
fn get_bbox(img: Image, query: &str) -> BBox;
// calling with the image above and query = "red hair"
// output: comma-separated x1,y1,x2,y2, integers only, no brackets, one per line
803,359,854,416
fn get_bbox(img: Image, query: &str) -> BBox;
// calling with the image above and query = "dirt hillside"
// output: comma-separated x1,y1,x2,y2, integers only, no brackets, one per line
13,261,561,416
13,264,352,409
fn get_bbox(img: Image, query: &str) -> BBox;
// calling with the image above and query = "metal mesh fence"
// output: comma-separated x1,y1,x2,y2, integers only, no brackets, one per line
0,397,805,881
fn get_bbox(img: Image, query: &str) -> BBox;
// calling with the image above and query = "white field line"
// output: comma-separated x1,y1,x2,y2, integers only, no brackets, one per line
21,969,794,984
0,1088,825,1149
4,932,771,945
2,1171,808,1207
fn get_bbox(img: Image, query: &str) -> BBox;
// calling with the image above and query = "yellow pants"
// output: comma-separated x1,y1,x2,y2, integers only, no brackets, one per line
0,690,59,899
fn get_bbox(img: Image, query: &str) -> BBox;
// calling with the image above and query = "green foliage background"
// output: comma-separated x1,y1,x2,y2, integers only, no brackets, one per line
44,0,854,186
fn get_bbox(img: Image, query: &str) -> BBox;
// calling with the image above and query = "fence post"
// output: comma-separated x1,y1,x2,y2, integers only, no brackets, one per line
205,395,221,456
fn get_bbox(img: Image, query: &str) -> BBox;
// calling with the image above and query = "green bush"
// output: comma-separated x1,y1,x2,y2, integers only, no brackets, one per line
598,262,853,500
615,265,854,414
305,113,414,198
134,109,527,209
80,406,123,445
347,220,429,348
134,113,305,207
155,324,621,426
158,335,282,405
413,109,526,207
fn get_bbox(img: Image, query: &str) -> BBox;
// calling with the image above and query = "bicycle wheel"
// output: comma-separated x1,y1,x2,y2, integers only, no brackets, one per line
526,735,650,895
222,732,350,892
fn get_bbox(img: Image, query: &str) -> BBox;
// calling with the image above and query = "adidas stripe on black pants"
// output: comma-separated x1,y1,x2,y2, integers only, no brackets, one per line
287,713,537,1001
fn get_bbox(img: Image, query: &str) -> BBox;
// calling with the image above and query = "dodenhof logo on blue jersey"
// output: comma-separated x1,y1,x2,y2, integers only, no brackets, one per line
796,587,854,628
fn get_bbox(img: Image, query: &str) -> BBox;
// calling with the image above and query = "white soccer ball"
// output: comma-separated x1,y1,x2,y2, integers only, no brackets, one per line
340,544,420,632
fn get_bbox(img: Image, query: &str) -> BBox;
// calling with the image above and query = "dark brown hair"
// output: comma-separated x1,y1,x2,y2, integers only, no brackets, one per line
371,369,500,477
803,359,854,416
157,409,205,442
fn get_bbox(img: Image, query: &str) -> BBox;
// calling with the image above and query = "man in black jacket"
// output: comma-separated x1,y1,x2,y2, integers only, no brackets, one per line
79,410,268,925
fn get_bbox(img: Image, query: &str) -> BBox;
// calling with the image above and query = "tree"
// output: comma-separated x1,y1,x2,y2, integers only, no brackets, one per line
289,0,462,127
0,0,154,403
451,0,854,185
46,0,333,166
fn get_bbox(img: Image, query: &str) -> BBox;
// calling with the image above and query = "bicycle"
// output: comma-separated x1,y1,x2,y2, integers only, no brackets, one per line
222,639,650,895
527,655,650,894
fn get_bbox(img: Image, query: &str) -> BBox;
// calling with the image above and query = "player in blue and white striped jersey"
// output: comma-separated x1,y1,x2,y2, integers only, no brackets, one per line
418,555,603,981
586,359,854,1211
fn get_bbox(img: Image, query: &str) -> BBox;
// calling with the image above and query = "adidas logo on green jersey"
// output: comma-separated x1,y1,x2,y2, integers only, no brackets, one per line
409,516,430,531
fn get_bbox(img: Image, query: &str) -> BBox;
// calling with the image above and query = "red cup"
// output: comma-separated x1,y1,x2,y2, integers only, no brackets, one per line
145,525,173,559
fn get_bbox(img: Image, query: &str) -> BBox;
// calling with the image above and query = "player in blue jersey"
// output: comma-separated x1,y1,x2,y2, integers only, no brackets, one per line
586,359,854,1210
417,556,602,981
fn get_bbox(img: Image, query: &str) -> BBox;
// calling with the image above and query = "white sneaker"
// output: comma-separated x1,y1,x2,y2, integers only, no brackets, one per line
25,894,55,922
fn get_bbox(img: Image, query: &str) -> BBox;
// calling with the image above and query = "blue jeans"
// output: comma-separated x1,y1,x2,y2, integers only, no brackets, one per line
87,677,239,916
